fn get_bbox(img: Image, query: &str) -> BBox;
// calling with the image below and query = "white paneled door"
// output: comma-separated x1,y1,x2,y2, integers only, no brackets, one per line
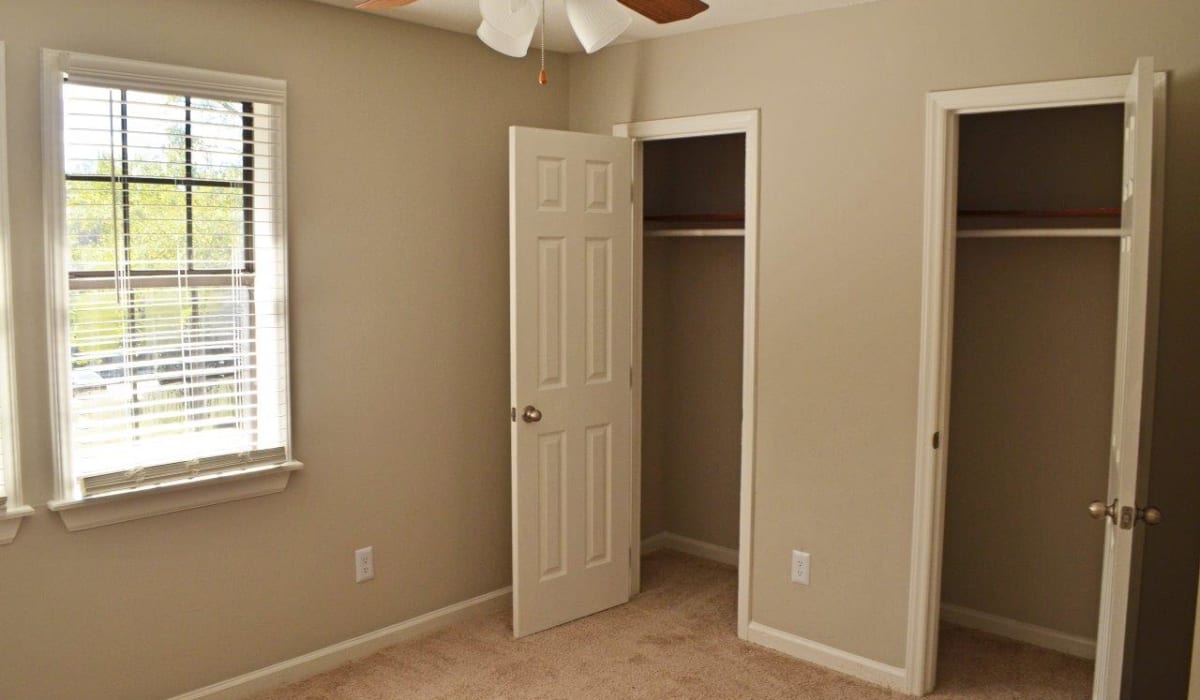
509,127,633,638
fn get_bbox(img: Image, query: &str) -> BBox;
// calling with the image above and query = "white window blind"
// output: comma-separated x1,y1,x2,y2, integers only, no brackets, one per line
47,53,292,498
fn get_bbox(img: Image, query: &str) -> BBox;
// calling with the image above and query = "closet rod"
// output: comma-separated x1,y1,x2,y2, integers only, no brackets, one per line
645,228,745,238
644,213,745,223
957,207,1121,218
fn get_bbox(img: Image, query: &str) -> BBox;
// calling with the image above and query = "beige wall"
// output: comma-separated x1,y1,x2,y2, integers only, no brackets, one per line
641,238,744,549
568,0,1200,691
641,135,745,549
0,1,568,698
943,237,1118,639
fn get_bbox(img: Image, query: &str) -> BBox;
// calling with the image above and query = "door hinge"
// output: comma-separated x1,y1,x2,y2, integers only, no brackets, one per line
511,406,517,423
630,181,635,203
630,366,634,388
932,431,940,449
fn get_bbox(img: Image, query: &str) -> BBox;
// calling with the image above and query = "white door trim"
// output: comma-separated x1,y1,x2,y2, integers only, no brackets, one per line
614,109,760,640
907,73,1165,696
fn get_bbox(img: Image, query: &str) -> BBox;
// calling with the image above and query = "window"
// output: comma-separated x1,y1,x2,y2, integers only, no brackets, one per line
0,41,21,524
44,51,296,506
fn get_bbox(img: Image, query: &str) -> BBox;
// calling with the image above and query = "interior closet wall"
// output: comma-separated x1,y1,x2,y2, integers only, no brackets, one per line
956,106,1125,213
641,135,744,550
941,107,1123,640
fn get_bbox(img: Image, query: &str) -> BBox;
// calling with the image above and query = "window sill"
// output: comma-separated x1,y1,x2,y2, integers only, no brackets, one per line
48,461,303,532
0,505,35,545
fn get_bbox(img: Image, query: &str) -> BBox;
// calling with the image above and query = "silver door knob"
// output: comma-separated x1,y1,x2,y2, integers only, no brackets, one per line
1088,499,1117,523
521,405,542,423
1138,506,1162,526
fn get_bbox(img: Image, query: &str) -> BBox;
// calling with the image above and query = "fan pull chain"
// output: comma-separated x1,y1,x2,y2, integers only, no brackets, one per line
537,0,548,85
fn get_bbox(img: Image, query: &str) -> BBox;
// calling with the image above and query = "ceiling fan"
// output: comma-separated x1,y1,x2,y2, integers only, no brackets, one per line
355,0,710,72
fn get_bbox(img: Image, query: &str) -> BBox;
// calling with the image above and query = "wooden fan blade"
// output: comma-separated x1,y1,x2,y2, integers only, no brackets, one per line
354,0,420,10
616,0,709,24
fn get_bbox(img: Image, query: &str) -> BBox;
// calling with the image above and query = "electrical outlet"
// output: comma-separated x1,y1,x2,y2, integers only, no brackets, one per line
791,550,810,586
355,546,375,583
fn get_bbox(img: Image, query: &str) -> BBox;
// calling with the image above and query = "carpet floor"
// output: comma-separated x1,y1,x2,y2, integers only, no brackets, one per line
254,551,1092,699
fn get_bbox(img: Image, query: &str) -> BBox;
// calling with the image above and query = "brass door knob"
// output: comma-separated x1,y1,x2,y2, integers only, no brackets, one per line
1138,506,1162,526
521,405,543,423
1088,499,1117,523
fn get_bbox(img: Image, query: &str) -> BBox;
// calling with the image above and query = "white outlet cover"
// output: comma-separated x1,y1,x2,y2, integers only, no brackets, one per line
791,550,810,586
355,546,375,583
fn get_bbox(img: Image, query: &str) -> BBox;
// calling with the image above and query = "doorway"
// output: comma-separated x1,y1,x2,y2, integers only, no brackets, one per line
939,104,1124,698
617,110,760,639
906,61,1165,697
508,111,760,641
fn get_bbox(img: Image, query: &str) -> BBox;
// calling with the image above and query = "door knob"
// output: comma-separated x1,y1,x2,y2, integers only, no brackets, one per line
1137,506,1162,526
521,405,542,423
1088,499,1117,524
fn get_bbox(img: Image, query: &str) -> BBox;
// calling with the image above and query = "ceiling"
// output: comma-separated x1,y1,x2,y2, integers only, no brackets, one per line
312,0,879,53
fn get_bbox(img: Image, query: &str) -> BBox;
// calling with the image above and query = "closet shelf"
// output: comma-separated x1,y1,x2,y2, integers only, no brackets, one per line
958,208,1121,236
644,213,746,238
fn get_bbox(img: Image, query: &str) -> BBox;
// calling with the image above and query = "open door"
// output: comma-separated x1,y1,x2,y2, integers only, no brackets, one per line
1092,56,1161,697
509,126,633,638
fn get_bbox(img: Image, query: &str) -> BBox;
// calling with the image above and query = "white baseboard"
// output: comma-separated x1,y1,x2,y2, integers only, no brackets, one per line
170,586,512,700
641,531,739,567
747,622,908,692
940,603,1096,660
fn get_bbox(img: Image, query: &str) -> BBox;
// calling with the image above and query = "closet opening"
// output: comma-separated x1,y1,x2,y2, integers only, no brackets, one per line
937,103,1125,697
617,112,759,640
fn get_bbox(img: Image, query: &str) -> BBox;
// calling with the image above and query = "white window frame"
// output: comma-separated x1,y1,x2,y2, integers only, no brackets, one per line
41,50,302,531
0,42,33,544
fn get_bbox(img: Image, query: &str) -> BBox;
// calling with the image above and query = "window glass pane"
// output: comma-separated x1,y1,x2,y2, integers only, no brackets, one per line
125,90,187,180
190,97,246,181
65,179,120,274
69,288,126,374
68,286,257,477
127,181,186,271
193,185,246,270
63,85,121,177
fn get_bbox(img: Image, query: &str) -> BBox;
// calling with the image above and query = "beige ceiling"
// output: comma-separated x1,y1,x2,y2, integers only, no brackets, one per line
311,0,879,53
